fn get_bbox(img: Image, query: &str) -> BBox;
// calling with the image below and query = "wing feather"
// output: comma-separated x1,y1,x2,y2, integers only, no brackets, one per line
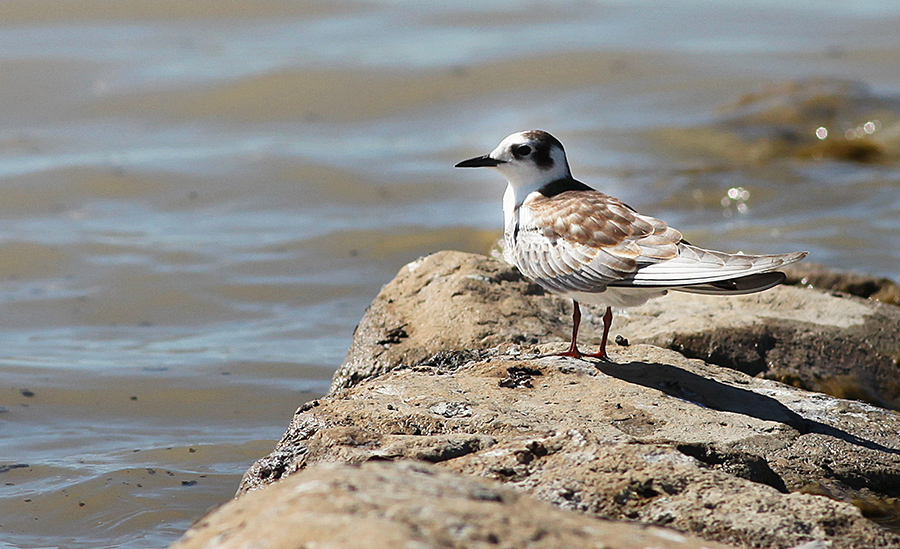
509,189,806,295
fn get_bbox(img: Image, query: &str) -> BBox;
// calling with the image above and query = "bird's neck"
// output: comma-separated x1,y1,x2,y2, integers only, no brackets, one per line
504,176,594,211
502,183,518,228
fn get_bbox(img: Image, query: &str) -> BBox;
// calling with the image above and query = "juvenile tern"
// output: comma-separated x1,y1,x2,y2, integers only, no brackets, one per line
456,130,807,360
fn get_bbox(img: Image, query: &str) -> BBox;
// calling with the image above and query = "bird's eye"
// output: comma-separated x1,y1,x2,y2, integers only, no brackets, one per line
514,145,532,157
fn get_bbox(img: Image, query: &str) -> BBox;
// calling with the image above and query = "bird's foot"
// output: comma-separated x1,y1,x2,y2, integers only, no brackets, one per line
543,347,610,362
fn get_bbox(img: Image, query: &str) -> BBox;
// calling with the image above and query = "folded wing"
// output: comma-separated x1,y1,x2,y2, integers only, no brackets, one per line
511,190,806,295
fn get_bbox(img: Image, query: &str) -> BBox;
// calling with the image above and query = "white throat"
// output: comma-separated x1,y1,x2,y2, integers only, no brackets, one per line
492,154,570,208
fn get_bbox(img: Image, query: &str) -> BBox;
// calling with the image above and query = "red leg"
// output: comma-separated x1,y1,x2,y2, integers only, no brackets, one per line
551,301,584,358
546,302,613,361
583,306,612,361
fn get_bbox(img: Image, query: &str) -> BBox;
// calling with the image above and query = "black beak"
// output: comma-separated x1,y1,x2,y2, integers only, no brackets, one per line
455,155,505,168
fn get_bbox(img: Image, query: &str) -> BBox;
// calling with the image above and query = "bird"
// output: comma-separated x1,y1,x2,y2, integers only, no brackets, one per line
455,130,807,361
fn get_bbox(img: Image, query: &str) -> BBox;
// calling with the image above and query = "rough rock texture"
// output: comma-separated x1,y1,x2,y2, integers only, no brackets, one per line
178,251,900,549
619,279,900,411
238,342,900,549
331,251,566,391
334,250,900,409
174,460,735,549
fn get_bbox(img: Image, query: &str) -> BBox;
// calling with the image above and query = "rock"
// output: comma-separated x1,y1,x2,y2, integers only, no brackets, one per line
173,460,736,549
239,343,900,548
650,78,900,164
331,250,566,391
617,277,900,410
333,250,900,410
179,251,900,549
784,261,900,306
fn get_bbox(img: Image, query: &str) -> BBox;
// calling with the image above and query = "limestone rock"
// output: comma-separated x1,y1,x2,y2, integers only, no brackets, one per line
181,251,900,549
174,461,736,549
618,279,900,410
331,250,565,391
333,251,900,410
242,344,900,549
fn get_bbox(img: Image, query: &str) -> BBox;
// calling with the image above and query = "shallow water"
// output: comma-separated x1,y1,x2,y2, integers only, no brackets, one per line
1,1,900,547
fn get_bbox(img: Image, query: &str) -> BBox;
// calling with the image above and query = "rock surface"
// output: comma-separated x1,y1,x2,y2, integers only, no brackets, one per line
784,261,900,307
176,251,900,549
173,460,735,549
331,250,566,391
237,343,900,549
621,274,900,410
333,250,900,409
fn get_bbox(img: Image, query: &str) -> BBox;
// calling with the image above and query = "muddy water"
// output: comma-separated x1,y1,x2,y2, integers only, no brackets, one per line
1,2,900,547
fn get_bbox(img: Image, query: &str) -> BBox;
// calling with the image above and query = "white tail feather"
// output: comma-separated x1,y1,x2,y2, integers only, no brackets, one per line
625,245,807,287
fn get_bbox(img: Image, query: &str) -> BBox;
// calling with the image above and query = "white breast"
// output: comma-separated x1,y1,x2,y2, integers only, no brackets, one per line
502,184,518,264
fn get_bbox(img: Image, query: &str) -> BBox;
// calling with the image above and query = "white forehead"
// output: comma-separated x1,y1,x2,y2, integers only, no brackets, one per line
484,130,571,191
490,131,533,158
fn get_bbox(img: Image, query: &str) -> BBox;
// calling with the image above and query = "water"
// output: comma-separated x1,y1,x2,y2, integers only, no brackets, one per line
1,2,899,547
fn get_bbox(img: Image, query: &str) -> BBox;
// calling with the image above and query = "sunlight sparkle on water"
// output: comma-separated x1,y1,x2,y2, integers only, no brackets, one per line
844,120,880,140
721,186,750,217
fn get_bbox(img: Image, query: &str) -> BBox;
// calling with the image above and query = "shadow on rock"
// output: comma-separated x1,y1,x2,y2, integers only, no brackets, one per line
599,359,900,457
